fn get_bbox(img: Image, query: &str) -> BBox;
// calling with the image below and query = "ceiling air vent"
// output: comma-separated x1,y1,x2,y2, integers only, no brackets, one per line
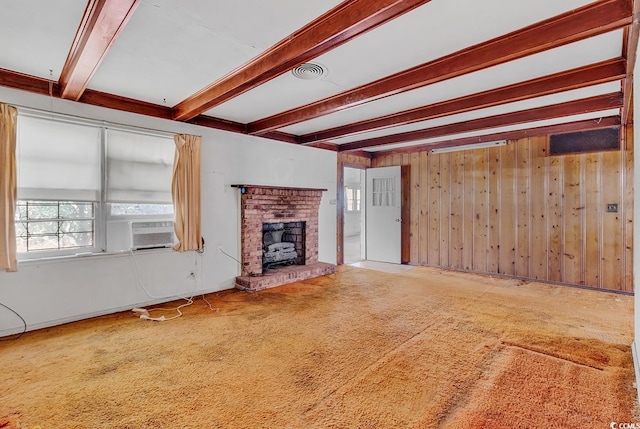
291,63,327,80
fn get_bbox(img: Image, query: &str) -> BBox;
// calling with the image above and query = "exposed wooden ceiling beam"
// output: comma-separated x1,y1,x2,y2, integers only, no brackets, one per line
300,58,626,143
341,149,373,159
79,89,172,120
338,92,623,151
172,0,430,121
621,0,640,124
368,116,621,157
0,67,308,144
0,67,57,97
59,0,140,101
185,115,247,134
258,131,301,145
82,92,266,136
249,0,632,135
303,142,339,151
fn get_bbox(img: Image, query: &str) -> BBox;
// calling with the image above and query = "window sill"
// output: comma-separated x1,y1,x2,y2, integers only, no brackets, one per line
17,247,176,267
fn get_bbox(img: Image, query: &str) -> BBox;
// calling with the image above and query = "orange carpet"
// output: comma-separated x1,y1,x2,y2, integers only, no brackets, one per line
0,265,636,428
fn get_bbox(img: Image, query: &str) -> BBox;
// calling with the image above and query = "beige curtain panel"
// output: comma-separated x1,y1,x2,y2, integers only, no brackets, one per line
172,134,202,251
0,103,18,272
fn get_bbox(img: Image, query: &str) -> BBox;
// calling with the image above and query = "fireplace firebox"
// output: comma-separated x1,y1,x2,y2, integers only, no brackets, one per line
262,222,305,270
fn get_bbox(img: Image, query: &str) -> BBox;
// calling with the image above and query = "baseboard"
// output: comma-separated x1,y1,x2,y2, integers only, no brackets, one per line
632,341,640,406
0,325,24,338
0,284,233,338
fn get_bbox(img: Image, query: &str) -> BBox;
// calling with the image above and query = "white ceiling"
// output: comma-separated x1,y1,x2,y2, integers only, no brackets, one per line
281,30,624,135
207,0,598,122
0,0,633,153
0,0,87,80
329,82,621,144
90,0,345,106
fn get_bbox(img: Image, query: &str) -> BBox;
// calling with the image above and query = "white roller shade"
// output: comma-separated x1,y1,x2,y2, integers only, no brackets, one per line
106,129,174,204
17,115,101,201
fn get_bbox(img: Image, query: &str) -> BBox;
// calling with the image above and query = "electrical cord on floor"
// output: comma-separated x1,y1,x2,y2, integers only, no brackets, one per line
137,297,194,321
134,293,219,321
0,301,26,341
201,294,219,312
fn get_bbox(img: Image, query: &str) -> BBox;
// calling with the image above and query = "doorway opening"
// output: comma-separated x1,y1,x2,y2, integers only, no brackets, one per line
343,167,366,264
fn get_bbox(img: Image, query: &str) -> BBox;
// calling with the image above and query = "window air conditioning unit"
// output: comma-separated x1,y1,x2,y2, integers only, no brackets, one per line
130,221,175,250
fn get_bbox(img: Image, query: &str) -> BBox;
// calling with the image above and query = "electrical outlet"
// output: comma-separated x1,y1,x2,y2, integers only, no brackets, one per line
606,203,618,213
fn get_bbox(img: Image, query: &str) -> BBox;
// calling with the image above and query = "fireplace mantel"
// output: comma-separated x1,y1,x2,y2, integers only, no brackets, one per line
231,184,328,192
233,184,334,291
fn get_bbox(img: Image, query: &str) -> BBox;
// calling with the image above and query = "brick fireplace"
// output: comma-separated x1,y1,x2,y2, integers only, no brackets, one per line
232,185,335,291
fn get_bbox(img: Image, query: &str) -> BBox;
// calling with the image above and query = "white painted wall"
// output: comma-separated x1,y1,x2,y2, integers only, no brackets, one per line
0,87,337,336
343,167,363,236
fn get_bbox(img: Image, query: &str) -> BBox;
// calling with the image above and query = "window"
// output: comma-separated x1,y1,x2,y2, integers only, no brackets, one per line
345,186,361,212
15,112,175,258
372,177,395,207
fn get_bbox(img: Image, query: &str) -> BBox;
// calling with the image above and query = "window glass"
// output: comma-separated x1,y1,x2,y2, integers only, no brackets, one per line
15,200,95,253
372,177,395,207
109,203,174,216
345,186,361,212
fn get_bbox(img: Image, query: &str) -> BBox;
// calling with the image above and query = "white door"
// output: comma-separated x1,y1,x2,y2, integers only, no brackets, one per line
366,166,402,263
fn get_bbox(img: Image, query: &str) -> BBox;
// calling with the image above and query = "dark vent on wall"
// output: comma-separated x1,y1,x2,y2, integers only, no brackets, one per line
549,127,620,156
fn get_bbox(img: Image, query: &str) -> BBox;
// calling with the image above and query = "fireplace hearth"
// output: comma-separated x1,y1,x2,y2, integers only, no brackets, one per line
232,185,335,291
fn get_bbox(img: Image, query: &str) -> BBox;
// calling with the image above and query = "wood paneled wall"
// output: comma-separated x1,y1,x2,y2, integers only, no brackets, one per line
371,129,633,292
